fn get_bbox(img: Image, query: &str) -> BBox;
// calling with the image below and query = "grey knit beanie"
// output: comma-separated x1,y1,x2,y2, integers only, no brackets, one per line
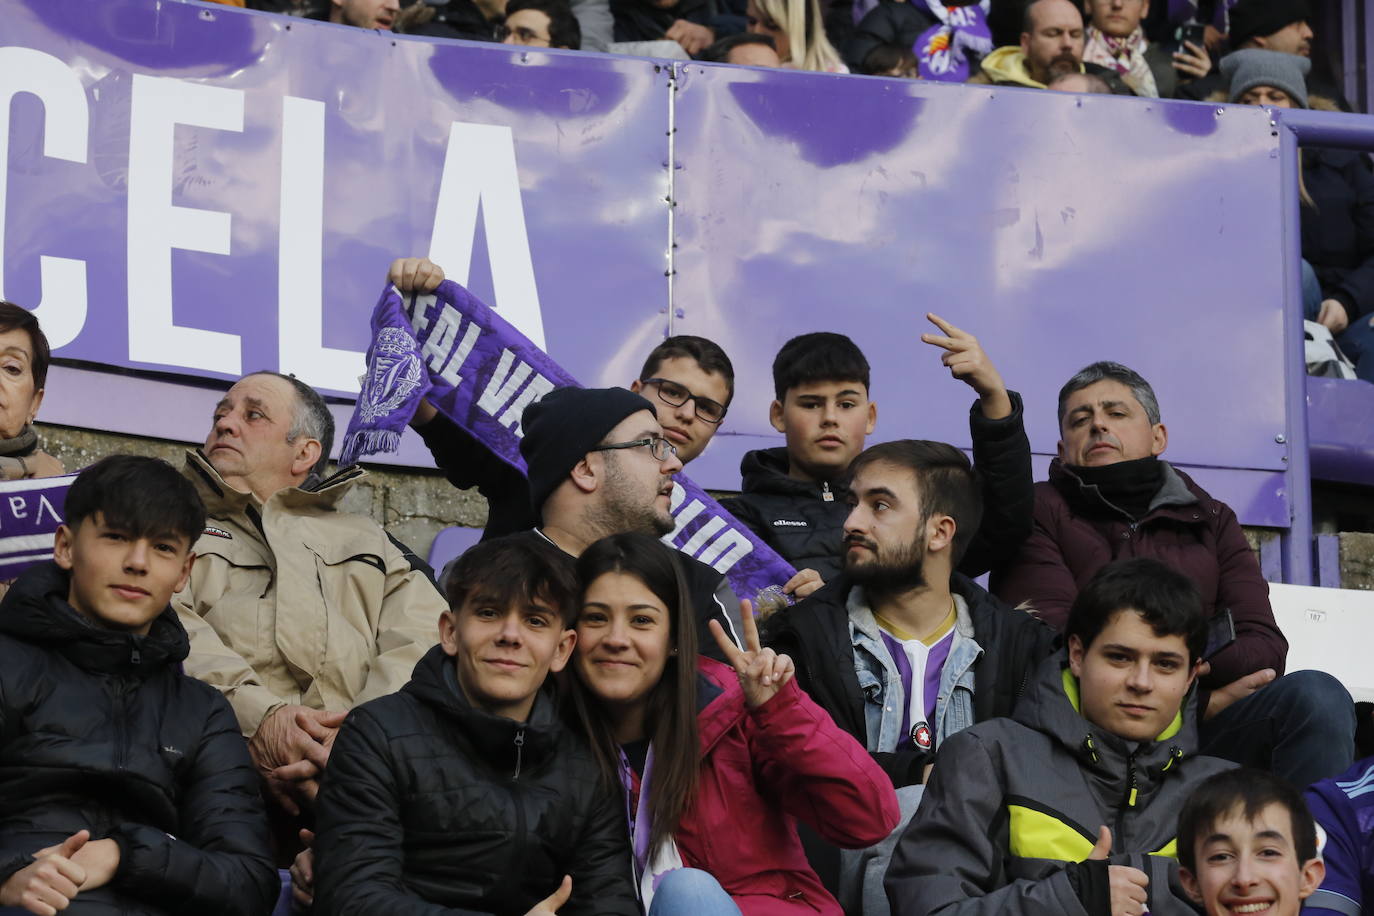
1222,48,1310,109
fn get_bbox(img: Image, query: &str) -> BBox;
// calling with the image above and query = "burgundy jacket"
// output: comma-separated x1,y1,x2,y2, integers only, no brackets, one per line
991,460,1287,691
652,657,899,915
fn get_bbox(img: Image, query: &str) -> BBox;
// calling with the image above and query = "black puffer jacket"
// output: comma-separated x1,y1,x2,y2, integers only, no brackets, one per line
313,644,638,916
722,392,1035,582
0,563,277,916
764,572,1057,787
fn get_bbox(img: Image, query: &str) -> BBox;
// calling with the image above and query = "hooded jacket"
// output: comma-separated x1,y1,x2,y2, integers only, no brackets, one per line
639,658,899,914
764,572,1058,787
174,450,445,736
313,644,639,916
991,459,1286,695
722,392,1035,582
0,563,277,916
884,651,1234,916
969,45,1134,93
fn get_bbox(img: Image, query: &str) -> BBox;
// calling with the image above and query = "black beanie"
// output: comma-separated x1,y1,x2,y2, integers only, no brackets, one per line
1228,0,1311,49
520,386,656,519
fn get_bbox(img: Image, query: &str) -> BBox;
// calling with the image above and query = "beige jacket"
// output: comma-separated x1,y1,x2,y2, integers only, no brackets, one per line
174,451,444,736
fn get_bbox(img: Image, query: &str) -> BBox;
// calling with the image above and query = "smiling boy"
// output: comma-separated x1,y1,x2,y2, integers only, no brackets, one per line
1177,768,1325,916
0,456,276,916
885,556,1234,916
312,534,637,916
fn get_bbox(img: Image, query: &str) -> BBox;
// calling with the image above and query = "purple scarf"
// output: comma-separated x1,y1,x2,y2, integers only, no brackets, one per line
340,281,798,599
0,474,75,579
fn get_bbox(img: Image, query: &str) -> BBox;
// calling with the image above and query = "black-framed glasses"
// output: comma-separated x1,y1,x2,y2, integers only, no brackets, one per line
494,23,550,45
589,436,678,461
640,378,728,424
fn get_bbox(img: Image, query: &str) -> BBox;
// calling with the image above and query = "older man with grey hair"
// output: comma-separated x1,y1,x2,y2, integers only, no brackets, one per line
991,360,1354,788
175,371,444,816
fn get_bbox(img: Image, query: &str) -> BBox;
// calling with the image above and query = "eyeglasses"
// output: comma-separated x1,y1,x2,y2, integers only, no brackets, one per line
494,23,551,45
639,378,728,425
589,436,678,462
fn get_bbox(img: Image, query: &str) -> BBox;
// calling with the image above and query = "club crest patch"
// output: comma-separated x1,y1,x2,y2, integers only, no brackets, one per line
911,722,933,750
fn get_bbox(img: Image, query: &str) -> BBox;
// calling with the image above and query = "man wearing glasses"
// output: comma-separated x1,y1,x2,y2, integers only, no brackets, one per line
497,0,583,48
515,384,741,659
388,256,736,537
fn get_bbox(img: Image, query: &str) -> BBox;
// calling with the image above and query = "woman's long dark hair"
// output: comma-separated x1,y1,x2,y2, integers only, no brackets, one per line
567,533,700,856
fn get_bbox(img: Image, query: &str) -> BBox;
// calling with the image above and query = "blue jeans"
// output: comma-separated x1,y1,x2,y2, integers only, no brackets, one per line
1199,670,1356,787
648,868,742,916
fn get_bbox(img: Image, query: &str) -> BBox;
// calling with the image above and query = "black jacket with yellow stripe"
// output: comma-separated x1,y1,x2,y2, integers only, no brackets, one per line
884,651,1234,916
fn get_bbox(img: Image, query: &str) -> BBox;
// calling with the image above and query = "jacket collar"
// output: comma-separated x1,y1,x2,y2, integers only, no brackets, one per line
694,657,745,752
738,447,852,500
402,643,563,772
0,561,189,676
1050,458,1198,522
1012,651,1198,784
183,449,366,519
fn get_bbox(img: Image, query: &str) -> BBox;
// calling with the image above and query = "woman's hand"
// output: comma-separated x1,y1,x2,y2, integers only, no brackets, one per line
709,599,795,709
1172,40,1210,79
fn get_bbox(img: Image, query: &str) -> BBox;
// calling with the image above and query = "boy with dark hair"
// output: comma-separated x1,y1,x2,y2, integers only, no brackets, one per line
1178,768,1325,916
885,556,1234,916
312,534,638,916
501,0,583,49
0,455,277,916
722,316,1032,598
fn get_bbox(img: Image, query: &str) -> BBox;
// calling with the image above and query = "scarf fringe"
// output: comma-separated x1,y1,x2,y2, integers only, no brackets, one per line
340,429,401,467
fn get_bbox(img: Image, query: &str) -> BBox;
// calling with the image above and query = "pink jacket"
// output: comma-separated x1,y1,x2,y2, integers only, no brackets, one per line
672,657,899,914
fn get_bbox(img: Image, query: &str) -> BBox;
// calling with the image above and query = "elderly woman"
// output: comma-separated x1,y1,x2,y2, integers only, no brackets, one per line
1224,49,1374,382
0,302,62,480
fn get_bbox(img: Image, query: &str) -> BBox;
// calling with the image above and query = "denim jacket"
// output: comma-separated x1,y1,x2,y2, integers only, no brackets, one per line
846,587,983,754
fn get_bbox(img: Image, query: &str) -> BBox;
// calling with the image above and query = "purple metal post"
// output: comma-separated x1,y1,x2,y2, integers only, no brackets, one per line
1271,106,1374,584
1277,121,1313,585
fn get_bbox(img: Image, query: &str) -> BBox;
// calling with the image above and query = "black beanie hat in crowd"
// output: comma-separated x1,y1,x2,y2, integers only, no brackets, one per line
1227,0,1311,49
520,386,657,519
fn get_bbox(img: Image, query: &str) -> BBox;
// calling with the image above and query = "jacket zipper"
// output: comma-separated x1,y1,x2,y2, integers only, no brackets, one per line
821,481,833,502
1116,749,1139,841
513,727,525,780
112,676,135,772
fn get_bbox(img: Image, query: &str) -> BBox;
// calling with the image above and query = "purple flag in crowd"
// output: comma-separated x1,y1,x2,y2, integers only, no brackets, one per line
341,281,799,599
0,474,73,580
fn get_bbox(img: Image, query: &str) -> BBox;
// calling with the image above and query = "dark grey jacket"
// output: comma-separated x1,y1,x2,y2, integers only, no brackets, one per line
884,651,1233,916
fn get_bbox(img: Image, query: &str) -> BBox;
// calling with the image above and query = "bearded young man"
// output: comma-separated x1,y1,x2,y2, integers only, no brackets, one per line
765,440,1056,790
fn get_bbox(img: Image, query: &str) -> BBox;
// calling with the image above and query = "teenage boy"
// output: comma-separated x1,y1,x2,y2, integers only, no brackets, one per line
721,318,1032,598
0,455,276,916
885,557,1234,916
386,256,735,539
1176,768,1326,916
312,535,638,915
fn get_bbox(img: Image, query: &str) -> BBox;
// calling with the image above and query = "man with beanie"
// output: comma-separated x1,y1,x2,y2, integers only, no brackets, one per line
992,361,1355,788
1175,0,1354,110
517,385,741,656
385,257,736,541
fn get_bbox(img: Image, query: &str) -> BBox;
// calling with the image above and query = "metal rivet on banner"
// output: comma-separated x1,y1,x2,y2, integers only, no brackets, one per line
1275,434,1286,444
675,308,685,319
1216,108,1224,115
654,65,662,73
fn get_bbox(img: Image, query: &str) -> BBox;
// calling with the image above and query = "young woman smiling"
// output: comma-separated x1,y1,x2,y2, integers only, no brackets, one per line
566,533,898,915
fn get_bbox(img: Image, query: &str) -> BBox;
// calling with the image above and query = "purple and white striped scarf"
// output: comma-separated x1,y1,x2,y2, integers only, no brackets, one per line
340,281,798,599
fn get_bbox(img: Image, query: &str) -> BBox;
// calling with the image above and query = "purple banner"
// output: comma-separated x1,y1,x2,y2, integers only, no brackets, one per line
2,0,1311,542
343,280,798,598
0,475,72,580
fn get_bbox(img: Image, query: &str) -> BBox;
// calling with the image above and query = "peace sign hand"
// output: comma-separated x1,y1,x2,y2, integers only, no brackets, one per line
709,599,795,709
921,312,1012,420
